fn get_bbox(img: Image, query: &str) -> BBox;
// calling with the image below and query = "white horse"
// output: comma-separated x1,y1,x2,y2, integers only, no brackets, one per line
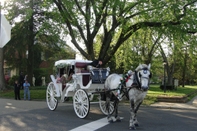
104,64,151,130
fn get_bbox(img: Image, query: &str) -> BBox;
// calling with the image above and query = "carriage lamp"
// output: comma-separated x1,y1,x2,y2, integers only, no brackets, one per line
163,61,167,93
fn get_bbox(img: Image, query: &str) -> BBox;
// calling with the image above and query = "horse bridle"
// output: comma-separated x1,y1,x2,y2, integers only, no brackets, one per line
133,68,151,91
118,67,151,100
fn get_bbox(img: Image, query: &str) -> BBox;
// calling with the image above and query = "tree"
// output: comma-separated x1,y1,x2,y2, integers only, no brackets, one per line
0,48,5,90
114,28,164,78
3,0,75,85
49,0,197,65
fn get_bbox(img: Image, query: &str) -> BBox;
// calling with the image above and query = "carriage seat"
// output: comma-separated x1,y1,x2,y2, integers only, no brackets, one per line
75,62,108,84
75,62,88,68
76,62,90,86
91,68,108,84
80,70,90,86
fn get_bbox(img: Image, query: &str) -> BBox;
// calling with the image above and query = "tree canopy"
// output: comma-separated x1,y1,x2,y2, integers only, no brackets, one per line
48,0,197,65
1,0,197,90
1,0,76,88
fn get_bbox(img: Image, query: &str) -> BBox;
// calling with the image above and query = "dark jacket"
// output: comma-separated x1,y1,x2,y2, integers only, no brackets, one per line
19,74,24,85
88,60,101,68
14,83,20,92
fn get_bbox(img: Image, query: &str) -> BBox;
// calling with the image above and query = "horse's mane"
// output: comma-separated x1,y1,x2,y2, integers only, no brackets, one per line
135,64,148,71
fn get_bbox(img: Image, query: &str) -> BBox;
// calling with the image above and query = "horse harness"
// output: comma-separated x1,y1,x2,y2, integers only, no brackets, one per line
119,68,151,100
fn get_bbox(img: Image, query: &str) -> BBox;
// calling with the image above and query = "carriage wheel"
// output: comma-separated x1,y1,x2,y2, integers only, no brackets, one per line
73,89,90,119
99,96,115,115
46,82,58,111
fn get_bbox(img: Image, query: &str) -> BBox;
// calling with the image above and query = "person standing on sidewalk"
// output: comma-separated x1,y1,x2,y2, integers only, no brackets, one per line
14,80,21,100
23,80,31,100
24,74,28,81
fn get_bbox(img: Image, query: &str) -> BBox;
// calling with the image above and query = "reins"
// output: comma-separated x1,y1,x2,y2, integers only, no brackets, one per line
104,67,151,100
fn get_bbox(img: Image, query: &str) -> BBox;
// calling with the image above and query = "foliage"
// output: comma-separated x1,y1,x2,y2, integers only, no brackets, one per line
8,75,19,86
2,0,76,86
2,0,197,89
0,88,47,100
34,68,53,86
46,0,197,65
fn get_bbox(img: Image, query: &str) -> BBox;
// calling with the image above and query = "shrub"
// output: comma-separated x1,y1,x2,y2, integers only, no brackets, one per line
160,85,175,90
8,75,19,86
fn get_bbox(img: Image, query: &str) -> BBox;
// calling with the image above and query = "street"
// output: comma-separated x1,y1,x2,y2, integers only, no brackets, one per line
0,98,197,131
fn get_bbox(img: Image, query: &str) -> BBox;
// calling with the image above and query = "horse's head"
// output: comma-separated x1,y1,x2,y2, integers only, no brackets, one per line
134,64,151,91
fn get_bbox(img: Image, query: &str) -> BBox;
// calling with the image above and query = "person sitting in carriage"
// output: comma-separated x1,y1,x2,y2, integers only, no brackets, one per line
87,59,103,75
60,68,75,90
59,74,67,90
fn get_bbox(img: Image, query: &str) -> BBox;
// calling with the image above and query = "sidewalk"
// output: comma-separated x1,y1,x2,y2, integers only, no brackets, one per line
150,95,197,109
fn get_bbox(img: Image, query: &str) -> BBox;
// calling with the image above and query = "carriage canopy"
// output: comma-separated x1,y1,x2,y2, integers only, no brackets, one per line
54,59,92,68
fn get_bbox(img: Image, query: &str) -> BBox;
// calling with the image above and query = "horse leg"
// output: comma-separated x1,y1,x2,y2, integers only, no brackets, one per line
133,101,142,127
129,100,136,130
129,101,143,129
106,92,113,123
114,99,121,122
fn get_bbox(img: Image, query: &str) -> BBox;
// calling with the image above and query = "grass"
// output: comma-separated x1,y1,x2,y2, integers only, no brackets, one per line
0,86,47,100
143,85,197,105
1,85,197,105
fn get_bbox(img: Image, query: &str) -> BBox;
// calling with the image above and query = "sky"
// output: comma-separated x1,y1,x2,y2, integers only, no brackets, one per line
1,0,5,6
66,37,84,60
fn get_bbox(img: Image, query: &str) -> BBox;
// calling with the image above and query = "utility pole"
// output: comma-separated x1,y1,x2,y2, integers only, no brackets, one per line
163,61,167,93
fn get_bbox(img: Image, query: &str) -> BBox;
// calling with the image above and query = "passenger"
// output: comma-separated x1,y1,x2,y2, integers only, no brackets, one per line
60,70,74,89
60,72,73,102
67,68,74,82
56,76,61,83
60,74,68,90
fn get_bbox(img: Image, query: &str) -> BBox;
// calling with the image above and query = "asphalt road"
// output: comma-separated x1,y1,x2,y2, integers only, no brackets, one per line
0,98,197,131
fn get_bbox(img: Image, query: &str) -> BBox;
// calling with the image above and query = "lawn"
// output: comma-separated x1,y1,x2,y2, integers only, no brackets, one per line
143,85,197,105
0,86,47,100
0,85,197,105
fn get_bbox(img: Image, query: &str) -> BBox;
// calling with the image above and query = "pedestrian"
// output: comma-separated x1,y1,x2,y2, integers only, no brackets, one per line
32,74,36,86
18,72,24,90
24,74,28,81
23,80,31,100
41,76,46,86
14,80,21,100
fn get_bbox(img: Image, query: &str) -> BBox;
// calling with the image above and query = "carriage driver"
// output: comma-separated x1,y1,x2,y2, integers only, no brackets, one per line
87,59,103,75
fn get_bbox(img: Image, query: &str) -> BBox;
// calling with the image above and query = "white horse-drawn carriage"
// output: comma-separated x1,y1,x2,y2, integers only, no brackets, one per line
46,59,113,118
46,59,152,130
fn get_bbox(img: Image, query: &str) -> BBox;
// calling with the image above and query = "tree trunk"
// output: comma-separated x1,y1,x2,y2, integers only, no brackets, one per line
0,48,5,90
26,0,34,85
27,44,33,85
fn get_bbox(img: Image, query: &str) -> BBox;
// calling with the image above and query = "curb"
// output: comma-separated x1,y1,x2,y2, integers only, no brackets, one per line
192,99,197,106
157,95,187,103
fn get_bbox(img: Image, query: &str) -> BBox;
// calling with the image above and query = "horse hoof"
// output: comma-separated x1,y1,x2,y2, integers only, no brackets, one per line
134,123,139,127
108,119,114,123
129,126,136,130
116,119,121,122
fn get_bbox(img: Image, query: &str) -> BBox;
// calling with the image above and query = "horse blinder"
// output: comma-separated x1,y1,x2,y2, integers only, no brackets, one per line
149,72,152,78
138,69,151,91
